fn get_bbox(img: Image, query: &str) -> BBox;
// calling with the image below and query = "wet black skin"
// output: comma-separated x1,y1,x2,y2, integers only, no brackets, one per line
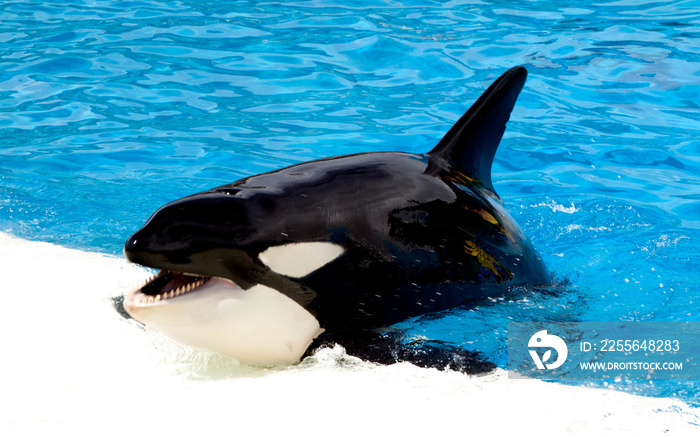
124,66,550,370
126,152,546,329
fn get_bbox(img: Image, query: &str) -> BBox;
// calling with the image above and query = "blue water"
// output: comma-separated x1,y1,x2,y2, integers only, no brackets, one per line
1,0,699,404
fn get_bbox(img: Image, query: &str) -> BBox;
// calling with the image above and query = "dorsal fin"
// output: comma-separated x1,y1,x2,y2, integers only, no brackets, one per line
426,66,527,193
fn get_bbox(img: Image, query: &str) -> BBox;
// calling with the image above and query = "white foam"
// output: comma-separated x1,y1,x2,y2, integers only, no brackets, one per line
0,232,697,435
535,200,580,214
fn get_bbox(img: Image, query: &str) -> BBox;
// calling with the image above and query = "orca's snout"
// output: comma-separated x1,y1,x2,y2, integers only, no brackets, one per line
124,232,138,258
123,230,148,265
123,229,166,268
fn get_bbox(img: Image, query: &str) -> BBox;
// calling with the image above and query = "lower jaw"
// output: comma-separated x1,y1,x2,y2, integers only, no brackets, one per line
123,281,324,366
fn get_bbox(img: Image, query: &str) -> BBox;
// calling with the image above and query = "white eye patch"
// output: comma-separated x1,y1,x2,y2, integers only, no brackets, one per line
258,242,345,278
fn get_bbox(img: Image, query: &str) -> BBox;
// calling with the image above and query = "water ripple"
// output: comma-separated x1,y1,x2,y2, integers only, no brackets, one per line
0,0,696,238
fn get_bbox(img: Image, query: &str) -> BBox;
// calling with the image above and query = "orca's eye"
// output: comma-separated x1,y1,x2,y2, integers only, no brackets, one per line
216,188,241,196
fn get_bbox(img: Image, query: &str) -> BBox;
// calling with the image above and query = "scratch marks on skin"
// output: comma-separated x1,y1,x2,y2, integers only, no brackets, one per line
466,207,518,245
445,170,478,188
464,240,513,282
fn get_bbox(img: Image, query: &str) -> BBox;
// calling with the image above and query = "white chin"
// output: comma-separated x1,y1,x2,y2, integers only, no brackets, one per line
126,278,324,366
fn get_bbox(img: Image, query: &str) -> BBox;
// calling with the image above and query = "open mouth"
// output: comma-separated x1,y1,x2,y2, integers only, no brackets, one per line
125,270,212,306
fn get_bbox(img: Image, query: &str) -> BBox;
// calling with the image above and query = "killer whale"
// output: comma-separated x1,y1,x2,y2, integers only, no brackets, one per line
123,66,549,370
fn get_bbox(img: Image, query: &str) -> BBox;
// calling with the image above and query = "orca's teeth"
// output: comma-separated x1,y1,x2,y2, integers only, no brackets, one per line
169,278,207,299
127,272,211,306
